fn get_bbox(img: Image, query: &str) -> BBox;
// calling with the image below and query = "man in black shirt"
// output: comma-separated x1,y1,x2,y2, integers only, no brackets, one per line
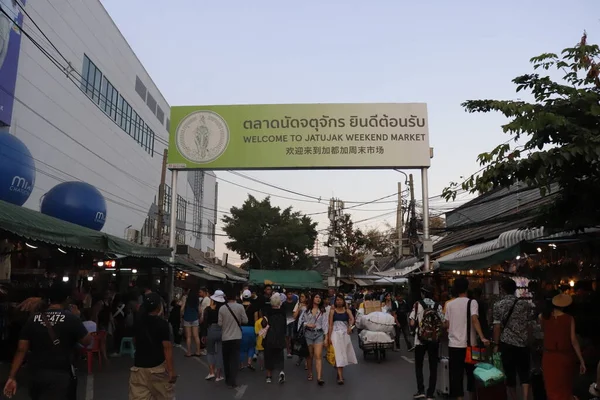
259,285,273,317
129,292,177,400
3,282,91,400
392,293,413,351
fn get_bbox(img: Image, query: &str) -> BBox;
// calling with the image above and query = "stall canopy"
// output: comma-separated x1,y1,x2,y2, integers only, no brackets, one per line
0,199,171,258
248,269,326,289
435,243,521,271
158,256,220,281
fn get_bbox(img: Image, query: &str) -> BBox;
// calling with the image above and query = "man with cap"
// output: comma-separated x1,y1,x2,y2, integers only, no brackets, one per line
409,284,444,400
129,292,177,400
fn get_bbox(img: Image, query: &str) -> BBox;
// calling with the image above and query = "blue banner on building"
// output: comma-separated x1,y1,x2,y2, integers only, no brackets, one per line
0,0,25,127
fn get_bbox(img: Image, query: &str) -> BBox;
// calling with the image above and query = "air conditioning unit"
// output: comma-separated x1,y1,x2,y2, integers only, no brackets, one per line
176,245,190,255
205,250,215,259
126,229,140,243
142,236,152,246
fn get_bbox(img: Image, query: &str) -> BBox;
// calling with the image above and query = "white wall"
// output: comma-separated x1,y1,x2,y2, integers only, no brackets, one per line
9,0,217,248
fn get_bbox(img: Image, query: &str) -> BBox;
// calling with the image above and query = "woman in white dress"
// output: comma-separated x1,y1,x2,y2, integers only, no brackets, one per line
327,293,357,385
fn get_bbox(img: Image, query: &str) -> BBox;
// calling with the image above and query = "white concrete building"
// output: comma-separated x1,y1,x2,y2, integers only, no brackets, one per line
6,0,217,252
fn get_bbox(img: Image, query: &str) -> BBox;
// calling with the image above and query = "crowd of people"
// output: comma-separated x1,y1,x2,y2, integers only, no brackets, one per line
3,278,600,400
172,285,360,388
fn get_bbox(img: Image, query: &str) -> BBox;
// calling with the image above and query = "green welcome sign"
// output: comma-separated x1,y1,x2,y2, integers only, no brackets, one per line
167,103,430,170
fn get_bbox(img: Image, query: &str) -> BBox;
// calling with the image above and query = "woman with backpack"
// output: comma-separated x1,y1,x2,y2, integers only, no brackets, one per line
409,284,444,400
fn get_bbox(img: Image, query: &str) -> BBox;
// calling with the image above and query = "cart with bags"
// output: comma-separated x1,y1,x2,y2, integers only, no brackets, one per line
355,306,396,363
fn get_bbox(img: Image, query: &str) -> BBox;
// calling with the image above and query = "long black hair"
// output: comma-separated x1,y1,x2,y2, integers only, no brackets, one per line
185,289,200,310
307,293,326,313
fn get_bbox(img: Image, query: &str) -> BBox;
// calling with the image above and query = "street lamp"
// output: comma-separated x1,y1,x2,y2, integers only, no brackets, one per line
394,169,409,185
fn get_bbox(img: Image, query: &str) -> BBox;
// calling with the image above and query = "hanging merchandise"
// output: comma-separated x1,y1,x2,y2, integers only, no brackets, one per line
511,276,532,299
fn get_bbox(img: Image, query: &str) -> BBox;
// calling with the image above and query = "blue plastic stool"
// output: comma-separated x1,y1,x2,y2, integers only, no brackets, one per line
120,337,135,358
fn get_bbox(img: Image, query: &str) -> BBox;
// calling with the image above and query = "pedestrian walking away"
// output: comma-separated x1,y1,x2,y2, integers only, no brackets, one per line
444,277,490,400
261,293,288,384
204,293,225,382
409,284,444,400
218,288,248,388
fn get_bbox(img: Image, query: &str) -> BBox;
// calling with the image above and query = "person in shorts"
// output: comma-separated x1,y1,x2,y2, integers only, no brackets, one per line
298,294,329,385
182,288,201,357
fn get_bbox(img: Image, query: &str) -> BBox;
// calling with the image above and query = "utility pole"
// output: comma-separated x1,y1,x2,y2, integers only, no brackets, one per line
327,198,343,288
155,149,168,247
408,174,417,256
396,182,403,259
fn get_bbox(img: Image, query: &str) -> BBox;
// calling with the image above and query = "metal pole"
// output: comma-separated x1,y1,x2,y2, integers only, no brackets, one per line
421,168,431,272
167,169,178,300
396,182,403,258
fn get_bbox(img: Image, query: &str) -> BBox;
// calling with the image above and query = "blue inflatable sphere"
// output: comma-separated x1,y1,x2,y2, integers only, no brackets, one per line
0,131,36,206
41,181,107,231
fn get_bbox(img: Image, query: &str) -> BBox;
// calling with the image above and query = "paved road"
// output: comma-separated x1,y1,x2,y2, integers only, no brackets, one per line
0,337,422,399
93,337,420,400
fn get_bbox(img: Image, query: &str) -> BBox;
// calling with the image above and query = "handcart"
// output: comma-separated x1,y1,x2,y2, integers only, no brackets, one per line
357,329,394,363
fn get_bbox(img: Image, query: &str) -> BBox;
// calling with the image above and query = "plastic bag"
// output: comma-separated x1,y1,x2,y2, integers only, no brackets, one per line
473,362,505,387
492,352,503,373
356,312,395,333
326,345,336,366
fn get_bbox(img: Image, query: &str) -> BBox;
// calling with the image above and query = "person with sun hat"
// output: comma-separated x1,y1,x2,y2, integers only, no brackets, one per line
540,293,586,399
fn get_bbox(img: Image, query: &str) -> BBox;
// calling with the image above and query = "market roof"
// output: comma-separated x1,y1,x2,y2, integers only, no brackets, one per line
0,200,171,258
248,269,326,289
158,256,220,281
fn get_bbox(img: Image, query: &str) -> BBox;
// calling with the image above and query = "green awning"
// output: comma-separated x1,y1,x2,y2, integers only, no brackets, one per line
159,256,220,281
248,269,326,289
0,199,171,258
436,244,521,271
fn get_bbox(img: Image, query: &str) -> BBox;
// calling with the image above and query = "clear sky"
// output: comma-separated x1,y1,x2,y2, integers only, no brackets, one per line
101,0,600,264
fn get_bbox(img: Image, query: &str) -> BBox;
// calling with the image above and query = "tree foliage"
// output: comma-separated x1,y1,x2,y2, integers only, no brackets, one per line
364,227,396,256
442,33,600,231
325,214,368,271
222,195,318,270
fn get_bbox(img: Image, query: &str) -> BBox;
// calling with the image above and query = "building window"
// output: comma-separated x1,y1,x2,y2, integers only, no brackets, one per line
176,194,187,222
207,221,216,242
192,171,204,239
166,118,170,132
164,184,172,213
146,93,157,114
135,76,147,100
81,55,102,103
80,55,155,156
176,228,185,245
100,77,118,121
156,106,164,124
141,217,157,243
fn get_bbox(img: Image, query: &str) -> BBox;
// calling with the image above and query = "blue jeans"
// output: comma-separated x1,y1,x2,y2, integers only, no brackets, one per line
240,326,256,362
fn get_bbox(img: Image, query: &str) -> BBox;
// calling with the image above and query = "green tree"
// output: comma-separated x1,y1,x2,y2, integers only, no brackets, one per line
326,214,368,271
442,33,600,231
364,226,396,256
222,195,318,270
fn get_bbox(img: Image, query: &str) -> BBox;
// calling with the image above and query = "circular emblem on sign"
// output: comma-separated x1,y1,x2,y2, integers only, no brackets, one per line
175,110,230,164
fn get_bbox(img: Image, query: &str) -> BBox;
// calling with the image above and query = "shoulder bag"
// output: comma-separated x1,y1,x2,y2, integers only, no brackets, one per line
225,303,243,333
465,299,486,364
501,298,521,329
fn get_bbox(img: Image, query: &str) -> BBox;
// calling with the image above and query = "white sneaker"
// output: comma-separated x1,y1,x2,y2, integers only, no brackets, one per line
215,376,224,382
278,371,286,384
205,374,215,380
